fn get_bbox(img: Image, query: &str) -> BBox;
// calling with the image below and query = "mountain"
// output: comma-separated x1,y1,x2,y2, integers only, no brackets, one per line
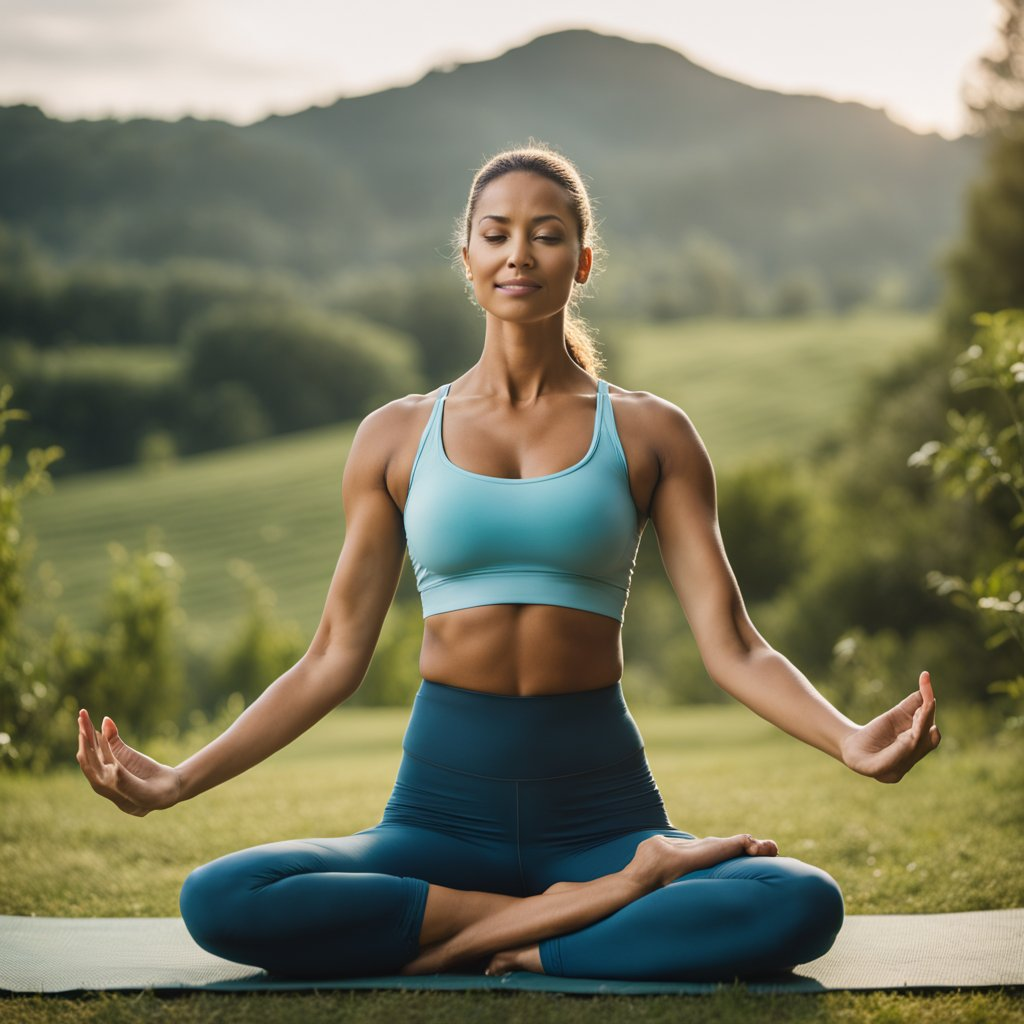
0,28,982,305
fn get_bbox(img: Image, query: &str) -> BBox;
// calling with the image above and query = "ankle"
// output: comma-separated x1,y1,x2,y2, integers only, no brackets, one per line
619,860,663,895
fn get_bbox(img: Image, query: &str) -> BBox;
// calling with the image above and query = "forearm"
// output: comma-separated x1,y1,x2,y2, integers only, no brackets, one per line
174,645,366,802
712,645,859,762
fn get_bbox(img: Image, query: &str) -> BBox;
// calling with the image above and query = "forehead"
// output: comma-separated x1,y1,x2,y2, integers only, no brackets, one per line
474,171,574,222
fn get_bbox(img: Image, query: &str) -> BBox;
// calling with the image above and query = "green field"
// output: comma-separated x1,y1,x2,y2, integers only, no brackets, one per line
604,311,938,464
18,311,936,644
3,701,1021,1022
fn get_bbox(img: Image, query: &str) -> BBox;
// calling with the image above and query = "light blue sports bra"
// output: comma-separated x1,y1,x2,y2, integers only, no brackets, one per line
403,379,642,623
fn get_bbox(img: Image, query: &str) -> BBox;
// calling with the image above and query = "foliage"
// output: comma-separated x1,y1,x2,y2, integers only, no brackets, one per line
962,0,1024,136
181,302,423,435
716,458,811,603
908,310,1024,716
0,382,69,770
72,537,188,739
942,0,1024,342
781,8,1024,719
0,386,194,770
940,129,1024,343
327,267,484,382
358,601,426,706
204,559,307,711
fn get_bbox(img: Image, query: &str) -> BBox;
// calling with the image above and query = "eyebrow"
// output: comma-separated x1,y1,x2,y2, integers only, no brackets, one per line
479,214,567,226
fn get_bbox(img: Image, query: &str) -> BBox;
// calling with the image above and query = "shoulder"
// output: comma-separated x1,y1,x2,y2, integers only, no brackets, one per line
344,385,446,484
350,385,445,452
604,381,710,473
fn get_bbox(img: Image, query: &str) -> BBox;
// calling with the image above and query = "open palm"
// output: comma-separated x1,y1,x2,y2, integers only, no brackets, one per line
840,671,941,783
76,709,181,815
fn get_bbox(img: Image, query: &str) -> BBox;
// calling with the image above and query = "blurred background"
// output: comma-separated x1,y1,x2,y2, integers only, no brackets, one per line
1,0,1022,770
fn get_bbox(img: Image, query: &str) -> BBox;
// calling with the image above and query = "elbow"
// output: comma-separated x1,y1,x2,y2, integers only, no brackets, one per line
299,645,366,707
703,637,774,694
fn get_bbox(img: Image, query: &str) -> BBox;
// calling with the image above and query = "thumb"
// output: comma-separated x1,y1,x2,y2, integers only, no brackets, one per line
102,716,120,742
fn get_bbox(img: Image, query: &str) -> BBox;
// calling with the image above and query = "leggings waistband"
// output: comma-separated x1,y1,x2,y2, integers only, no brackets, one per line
401,678,646,781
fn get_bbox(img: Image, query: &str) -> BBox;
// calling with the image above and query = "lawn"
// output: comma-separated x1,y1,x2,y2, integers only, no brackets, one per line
2,699,1022,1022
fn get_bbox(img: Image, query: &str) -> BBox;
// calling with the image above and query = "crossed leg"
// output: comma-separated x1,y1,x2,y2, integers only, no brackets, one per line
402,833,780,975
522,835,846,981
181,826,841,981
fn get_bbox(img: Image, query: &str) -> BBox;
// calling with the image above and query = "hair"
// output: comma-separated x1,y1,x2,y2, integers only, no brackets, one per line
451,139,608,377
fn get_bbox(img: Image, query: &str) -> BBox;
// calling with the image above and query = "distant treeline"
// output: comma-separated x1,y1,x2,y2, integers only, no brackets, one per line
0,225,492,475
0,217,940,477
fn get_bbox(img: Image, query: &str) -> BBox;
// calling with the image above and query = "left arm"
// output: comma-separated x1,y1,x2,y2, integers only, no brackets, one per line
645,396,940,781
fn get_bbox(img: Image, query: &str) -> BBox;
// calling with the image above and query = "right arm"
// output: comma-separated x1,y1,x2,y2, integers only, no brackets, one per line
77,402,409,815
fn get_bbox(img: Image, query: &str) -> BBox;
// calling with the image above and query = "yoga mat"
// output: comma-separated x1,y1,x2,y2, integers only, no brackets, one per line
1,910,1022,995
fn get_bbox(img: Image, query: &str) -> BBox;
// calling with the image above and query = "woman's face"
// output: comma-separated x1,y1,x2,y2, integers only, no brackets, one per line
462,170,593,327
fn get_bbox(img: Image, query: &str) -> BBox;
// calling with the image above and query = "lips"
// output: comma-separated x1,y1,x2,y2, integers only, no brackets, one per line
496,279,541,293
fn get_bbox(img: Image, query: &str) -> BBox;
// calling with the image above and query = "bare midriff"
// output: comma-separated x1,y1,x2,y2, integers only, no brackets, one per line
418,603,624,696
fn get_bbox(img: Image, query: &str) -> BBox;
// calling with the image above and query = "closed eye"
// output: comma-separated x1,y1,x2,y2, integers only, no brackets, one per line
482,235,562,243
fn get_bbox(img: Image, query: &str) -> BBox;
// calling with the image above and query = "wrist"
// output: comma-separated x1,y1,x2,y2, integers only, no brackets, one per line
837,721,861,767
171,761,196,804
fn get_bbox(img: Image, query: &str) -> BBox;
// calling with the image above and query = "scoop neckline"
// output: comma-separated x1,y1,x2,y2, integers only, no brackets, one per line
436,381,604,483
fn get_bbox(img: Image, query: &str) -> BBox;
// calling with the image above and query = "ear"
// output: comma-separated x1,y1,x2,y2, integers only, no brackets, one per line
461,245,471,276
576,245,593,284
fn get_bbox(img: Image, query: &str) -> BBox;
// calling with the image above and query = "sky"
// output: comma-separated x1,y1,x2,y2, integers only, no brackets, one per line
0,0,1005,139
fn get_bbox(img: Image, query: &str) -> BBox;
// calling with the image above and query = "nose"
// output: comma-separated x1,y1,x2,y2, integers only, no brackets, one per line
507,234,534,268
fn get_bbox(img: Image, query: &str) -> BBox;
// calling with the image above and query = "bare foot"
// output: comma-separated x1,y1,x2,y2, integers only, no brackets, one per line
486,944,543,975
627,833,778,889
483,835,776,976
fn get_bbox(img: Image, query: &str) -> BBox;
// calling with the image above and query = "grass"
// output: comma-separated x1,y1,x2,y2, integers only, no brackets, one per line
18,311,934,645
3,990,1023,1024
2,701,1022,1021
604,309,937,466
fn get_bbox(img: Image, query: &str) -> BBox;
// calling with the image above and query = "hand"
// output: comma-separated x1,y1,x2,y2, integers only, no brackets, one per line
840,670,941,783
76,709,182,815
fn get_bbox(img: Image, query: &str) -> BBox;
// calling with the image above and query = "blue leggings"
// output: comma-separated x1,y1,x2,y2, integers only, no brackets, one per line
180,679,844,980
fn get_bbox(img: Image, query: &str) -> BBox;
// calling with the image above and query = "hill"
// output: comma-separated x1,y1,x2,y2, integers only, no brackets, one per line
0,28,981,309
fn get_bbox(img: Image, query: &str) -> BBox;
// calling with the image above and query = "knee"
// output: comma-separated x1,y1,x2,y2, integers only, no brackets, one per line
782,867,845,964
179,860,245,956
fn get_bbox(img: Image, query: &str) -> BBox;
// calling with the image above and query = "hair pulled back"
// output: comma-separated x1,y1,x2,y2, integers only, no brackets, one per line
452,140,607,377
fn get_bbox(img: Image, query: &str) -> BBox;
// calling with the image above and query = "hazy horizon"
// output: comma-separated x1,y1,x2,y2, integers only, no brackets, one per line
0,0,1003,139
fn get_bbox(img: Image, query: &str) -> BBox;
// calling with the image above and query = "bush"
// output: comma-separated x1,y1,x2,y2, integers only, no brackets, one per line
204,559,307,711
0,387,195,769
0,382,68,770
182,302,424,433
717,458,812,603
69,538,188,739
908,309,1024,720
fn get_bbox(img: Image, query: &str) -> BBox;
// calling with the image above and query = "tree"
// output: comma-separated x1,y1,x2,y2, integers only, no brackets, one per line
962,0,1024,136
941,0,1024,343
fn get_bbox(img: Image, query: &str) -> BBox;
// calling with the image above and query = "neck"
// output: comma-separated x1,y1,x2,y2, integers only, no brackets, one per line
462,313,592,403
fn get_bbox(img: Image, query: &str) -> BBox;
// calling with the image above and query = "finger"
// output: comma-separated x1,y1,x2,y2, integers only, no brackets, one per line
82,710,104,761
97,724,119,768
909,702,925,745
920,670,934,702
78,712,105,777
923,682,937,732
76,712,93,773
894,688,924,724
101,716,121,756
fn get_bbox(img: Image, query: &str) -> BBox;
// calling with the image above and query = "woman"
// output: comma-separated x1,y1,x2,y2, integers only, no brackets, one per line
76,143,940,982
